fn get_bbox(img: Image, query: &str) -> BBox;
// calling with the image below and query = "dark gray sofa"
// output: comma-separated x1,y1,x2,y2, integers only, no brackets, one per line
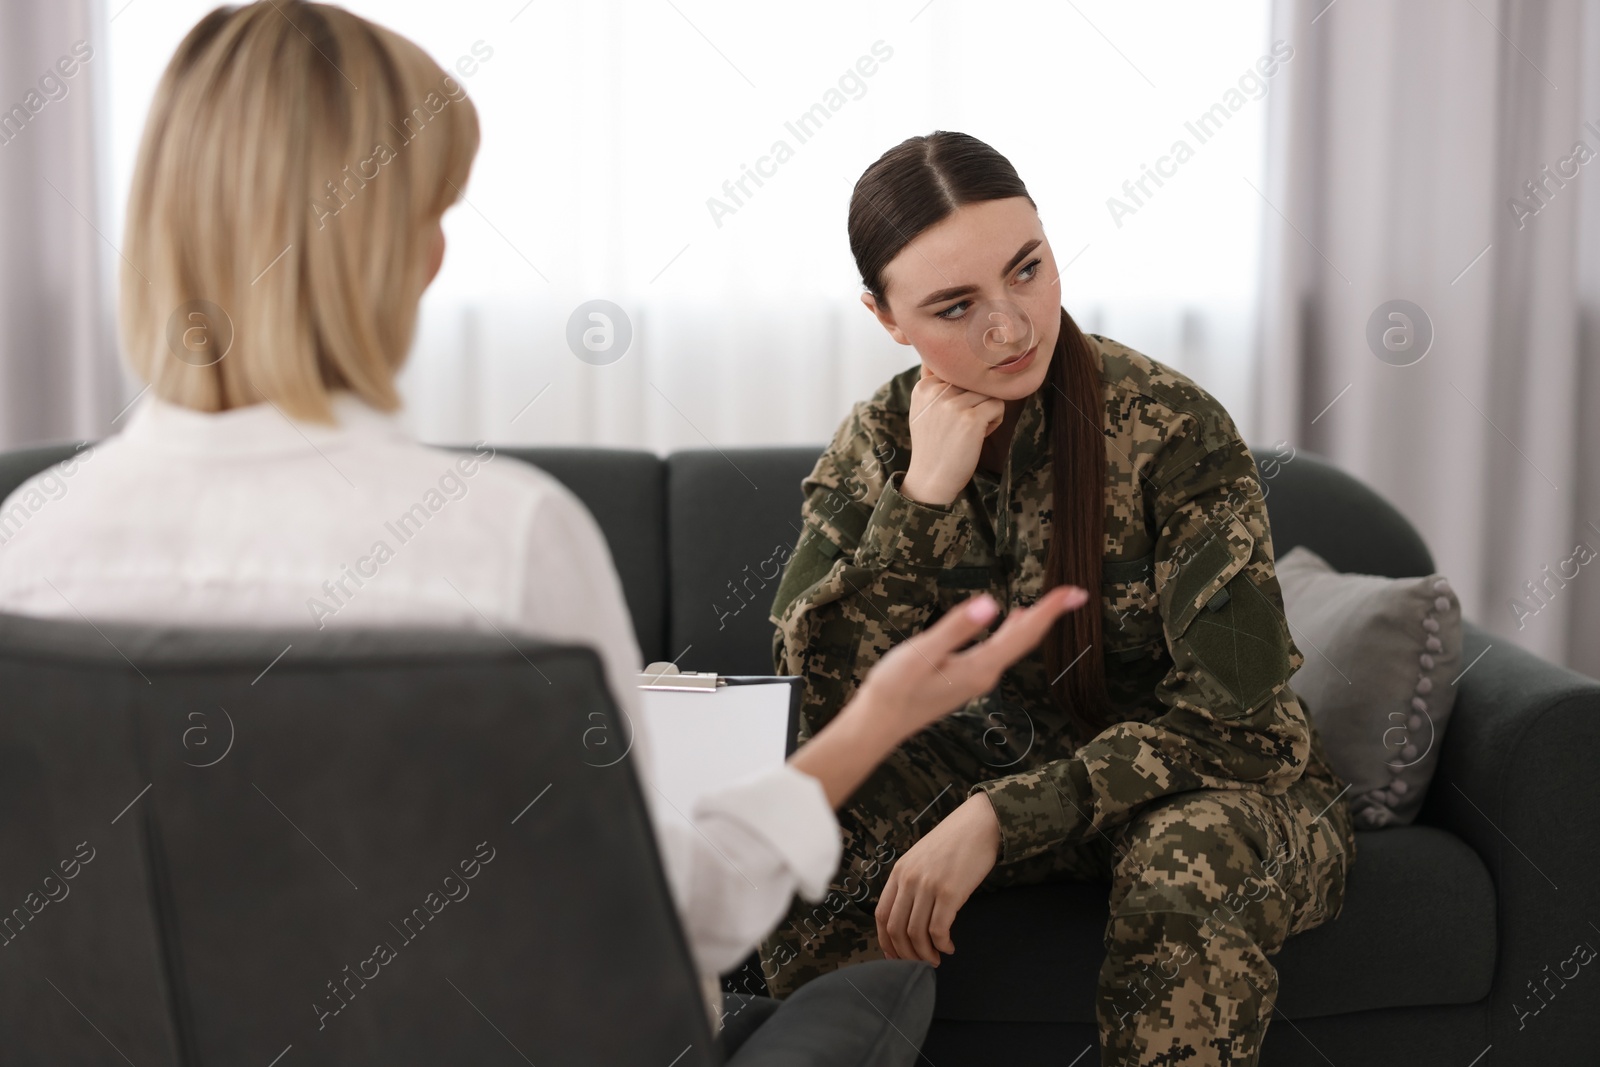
1,440,1596,1065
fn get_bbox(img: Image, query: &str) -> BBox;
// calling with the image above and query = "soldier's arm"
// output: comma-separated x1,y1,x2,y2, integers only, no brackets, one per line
770,410,972,742
970,414,1311,866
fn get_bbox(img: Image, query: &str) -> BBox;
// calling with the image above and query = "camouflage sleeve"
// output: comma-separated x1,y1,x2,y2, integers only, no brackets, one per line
769,406,967,742
972,413,1311,866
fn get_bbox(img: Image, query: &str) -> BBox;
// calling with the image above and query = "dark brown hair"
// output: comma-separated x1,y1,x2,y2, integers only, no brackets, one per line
848,131,1109,737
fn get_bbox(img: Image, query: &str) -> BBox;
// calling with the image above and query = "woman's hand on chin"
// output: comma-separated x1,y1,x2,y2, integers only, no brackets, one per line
875,792,1002,966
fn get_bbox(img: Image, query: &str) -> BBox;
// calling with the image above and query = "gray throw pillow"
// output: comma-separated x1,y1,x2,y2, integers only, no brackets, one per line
1275,546,1462,828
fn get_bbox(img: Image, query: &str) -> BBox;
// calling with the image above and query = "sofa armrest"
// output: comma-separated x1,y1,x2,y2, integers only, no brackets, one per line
1420,619,1600,1053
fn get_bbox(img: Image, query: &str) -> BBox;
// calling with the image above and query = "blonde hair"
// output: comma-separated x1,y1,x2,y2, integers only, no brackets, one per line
121,1,480,422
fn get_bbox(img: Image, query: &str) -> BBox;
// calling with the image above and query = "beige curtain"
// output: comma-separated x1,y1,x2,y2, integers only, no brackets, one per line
1254,0,1600,677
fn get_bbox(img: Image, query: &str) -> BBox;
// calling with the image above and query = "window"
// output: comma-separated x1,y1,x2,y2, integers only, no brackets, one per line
107,0,1272,448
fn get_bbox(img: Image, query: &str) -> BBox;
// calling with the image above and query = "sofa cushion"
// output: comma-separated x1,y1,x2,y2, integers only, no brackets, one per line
0,442,85,492
1252,448,1435,579
443,446,673,662
932,825,1495,1023
667,448,818,674
1278,546,1463,827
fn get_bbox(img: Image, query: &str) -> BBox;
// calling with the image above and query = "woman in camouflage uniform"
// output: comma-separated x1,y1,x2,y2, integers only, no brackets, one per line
759,132,1355,1067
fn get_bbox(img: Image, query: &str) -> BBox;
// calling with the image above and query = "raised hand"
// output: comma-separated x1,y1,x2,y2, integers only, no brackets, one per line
856,586,1088,741
788,587,1089,810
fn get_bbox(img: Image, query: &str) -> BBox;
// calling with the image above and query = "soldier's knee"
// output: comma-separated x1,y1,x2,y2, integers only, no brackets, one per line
1099,909,1277,1000
1118,791,1274,878
1111,791,1294,942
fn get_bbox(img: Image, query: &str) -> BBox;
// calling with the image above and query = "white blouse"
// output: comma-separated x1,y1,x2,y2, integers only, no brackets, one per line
0,391,840,1019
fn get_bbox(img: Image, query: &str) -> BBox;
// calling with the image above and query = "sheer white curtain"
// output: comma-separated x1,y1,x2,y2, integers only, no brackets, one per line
101,0,1272,452
1255,0,1600,675
0,0,119,447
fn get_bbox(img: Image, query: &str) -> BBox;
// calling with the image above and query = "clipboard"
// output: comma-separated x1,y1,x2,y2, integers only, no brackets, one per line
636,665,802,758
634,668,803,817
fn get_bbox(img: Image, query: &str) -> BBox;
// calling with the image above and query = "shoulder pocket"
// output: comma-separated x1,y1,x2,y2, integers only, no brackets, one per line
1163,514,1253,638
1163,515,1290,717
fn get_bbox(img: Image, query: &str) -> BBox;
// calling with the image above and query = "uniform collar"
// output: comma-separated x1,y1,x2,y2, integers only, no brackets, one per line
1010,375,1051,477
119,389,411,457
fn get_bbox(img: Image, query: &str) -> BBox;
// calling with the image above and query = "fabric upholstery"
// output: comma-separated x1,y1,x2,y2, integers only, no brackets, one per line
929,826,1494,1024
487,446,669,662
0,612,716,1066
667,448,816,674
1250,449,1435,578
0,640,184,1063
1276,545,1463,827
923,1002,1492,1067
1421,618,1600,1061
0,440,84,507
722,960,935,1066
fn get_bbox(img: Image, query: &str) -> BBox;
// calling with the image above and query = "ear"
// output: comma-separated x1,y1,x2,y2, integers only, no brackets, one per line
860,292,910,346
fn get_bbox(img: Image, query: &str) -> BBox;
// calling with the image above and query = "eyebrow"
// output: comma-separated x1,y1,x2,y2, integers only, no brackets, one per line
916,238,1043,309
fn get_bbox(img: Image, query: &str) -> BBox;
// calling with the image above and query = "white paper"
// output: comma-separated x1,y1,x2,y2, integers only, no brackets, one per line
637,683,792,815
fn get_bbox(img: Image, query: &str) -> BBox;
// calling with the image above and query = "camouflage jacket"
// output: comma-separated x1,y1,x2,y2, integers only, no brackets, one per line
770,332,1346,866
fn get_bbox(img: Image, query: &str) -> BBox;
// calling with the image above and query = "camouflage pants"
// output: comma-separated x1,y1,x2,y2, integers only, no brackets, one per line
758,724,1355,1067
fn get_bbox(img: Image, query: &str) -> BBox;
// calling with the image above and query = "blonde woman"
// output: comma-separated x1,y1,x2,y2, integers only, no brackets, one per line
0,4,1085,1062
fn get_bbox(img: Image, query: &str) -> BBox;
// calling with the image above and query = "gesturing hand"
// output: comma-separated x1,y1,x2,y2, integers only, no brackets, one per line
877,793,1001,965
854,585,1089,744
790,586,1090,812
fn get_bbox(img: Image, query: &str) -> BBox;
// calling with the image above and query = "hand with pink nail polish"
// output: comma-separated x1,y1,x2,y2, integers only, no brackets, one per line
790,586,1090,809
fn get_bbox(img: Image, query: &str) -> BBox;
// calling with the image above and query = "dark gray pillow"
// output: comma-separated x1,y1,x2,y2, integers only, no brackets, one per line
1276,546,1462,828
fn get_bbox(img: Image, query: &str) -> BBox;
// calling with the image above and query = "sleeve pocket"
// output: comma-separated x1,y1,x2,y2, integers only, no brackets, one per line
1162,514,1253,637
1162,515,1291,718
